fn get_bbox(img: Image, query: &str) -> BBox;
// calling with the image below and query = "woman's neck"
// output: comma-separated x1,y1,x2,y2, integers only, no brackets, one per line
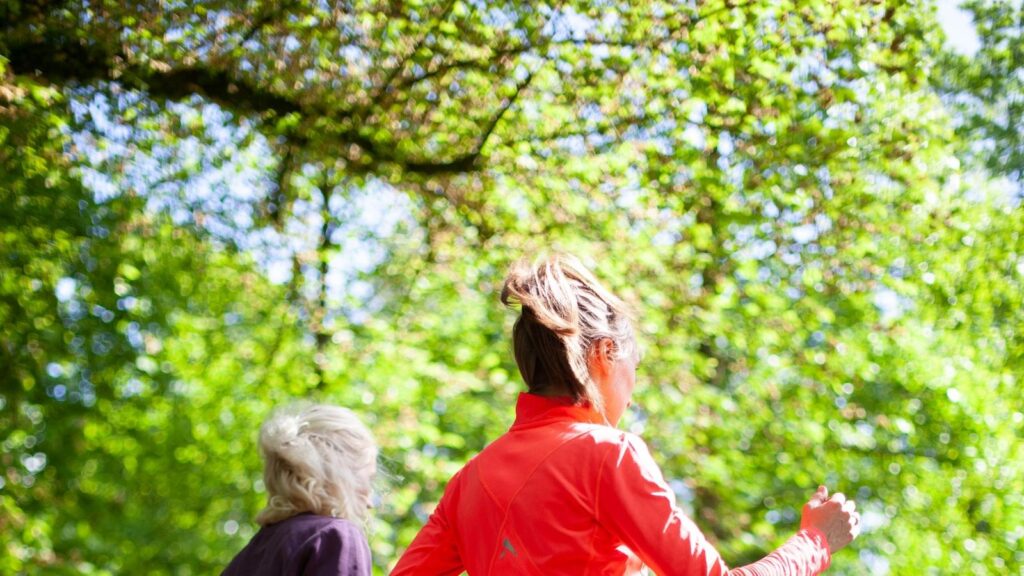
530,382,573,398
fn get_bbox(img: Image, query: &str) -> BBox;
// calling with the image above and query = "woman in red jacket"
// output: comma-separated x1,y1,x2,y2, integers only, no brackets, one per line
392,255,860,575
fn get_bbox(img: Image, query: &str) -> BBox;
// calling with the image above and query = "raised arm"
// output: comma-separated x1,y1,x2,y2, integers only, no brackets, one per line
597,433,859,576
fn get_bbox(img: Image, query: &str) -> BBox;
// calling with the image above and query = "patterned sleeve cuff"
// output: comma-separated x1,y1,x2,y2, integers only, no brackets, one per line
797,526,832,570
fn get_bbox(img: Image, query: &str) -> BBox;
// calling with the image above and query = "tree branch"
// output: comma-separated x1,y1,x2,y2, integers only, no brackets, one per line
313,175,334,391
395,44,529,90
4,33,495,175
474,67,536,155
405,64,538,174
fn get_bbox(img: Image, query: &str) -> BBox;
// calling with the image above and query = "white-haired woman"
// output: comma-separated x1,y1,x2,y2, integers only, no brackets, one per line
224,404,377,576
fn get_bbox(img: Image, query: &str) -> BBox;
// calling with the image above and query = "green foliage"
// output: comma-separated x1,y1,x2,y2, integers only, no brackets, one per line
934,0,1024,185
1,1,1023,574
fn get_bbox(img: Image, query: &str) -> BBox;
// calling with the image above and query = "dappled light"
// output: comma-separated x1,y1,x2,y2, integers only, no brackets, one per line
2,0,1022,574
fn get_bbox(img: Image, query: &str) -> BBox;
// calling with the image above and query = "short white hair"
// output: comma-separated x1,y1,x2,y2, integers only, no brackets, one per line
255,403,377,526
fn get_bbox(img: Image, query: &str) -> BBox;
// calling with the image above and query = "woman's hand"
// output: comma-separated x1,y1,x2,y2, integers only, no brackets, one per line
800,485,861,552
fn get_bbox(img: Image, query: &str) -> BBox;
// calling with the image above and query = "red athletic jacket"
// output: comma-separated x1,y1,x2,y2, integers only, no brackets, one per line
392,394,831,575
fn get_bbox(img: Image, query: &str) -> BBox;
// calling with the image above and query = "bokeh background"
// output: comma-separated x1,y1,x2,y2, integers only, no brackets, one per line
2,0,1022,573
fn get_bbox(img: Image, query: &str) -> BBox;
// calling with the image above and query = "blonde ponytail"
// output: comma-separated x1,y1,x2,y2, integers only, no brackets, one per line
500,254,636,415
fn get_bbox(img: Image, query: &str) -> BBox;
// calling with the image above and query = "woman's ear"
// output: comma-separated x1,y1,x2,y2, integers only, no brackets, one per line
588,338,615,375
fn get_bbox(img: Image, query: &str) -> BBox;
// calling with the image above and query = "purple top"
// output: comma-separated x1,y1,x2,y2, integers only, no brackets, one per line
223,514,372,576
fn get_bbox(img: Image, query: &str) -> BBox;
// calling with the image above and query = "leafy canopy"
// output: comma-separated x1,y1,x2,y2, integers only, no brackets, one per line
1,0,1022,574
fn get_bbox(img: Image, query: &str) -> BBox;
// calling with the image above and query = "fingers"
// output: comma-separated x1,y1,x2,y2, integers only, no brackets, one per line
816,485,828,501
801,486,862,551
808,485,828,506
847,509,862,543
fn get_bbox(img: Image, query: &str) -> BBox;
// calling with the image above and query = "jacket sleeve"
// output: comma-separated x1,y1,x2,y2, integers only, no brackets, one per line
390,474,465,576
595,433,831,576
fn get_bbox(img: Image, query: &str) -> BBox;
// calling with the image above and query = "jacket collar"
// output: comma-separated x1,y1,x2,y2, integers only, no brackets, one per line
511,392,606,429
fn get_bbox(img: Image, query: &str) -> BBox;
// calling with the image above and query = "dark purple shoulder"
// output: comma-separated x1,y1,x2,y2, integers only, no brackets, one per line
300,516,372,576
314,517,367,542
224,515,371,576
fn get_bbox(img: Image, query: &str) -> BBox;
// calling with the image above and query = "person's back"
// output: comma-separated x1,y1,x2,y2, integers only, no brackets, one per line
223,514,370,576
392,255,860,575
398,393,833,575
445,397,628,574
